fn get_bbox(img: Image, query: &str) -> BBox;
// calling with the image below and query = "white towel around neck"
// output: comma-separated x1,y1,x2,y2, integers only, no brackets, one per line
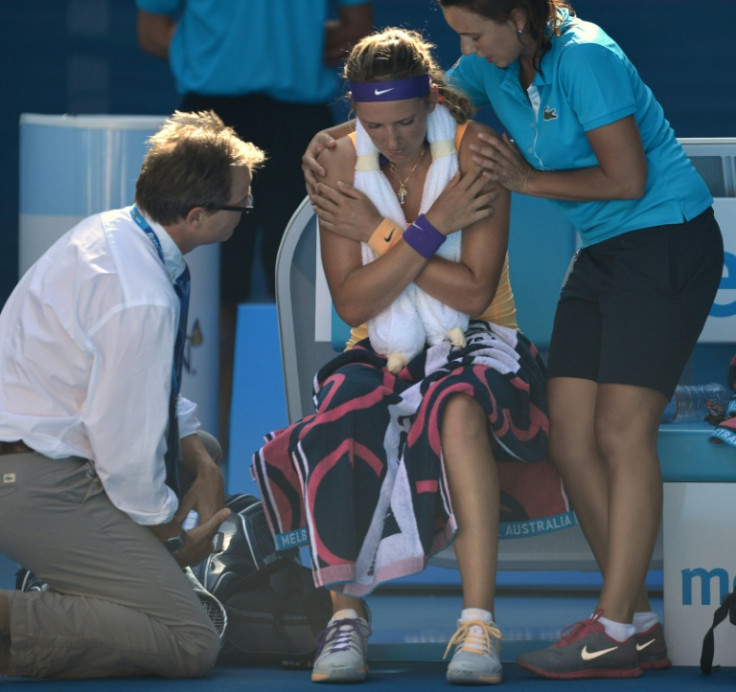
353,103,469,372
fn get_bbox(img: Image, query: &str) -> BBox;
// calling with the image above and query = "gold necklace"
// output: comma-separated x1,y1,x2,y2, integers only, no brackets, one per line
389,147,426,205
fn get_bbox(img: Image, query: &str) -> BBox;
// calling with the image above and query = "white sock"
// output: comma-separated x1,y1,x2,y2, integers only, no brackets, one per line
632,611,659,634
331,608,360,622
460,607,493,624
597,614,635,642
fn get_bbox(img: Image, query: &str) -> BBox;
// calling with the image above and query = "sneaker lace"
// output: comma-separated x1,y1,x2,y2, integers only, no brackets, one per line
557,610,603,648
315,618,372,657
442,620,502,660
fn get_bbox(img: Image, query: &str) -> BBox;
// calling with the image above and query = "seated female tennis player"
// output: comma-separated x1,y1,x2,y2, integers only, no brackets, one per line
251,27,566,685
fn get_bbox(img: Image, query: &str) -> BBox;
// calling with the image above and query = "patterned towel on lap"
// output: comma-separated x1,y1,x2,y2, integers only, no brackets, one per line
252,320,571,597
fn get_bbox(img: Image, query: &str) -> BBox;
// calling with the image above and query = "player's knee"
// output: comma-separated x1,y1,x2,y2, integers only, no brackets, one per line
547,427,590,472
443,394,483,431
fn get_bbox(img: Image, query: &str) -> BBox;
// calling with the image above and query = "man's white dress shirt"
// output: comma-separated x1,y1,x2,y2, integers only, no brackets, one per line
0,207,200,524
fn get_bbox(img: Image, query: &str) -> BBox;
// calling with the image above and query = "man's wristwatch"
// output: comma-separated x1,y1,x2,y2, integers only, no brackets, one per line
165,529,188,554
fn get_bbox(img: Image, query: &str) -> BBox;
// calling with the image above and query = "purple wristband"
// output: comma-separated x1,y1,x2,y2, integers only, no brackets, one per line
403,214,445,259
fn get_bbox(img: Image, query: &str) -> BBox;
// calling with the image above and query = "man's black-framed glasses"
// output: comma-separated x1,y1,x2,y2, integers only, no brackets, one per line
203,193,254,214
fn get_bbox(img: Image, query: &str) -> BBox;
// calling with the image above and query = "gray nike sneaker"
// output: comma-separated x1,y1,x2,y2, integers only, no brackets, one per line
635,622,672,670
311,609,371,683
517,613,641,680
444,619,503,685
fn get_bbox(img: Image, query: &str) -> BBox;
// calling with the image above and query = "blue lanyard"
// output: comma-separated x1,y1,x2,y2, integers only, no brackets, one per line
129,204,190,496
129,203,191,370
130,204,166,264
129,204,190,327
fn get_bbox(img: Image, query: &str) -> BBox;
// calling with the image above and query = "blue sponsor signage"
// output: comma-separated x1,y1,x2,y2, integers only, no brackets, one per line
681,567,736,606
710,251,736,318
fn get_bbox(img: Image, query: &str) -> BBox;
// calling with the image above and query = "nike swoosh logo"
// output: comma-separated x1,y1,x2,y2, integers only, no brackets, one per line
384,228,395,242
580,645,619,661
374,88,394,96
636,638,656,652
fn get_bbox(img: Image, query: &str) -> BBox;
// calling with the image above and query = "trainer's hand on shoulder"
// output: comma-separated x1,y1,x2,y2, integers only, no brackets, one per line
314,181,382,241
303,132,338,198
470,132,534,194
425,168,499,235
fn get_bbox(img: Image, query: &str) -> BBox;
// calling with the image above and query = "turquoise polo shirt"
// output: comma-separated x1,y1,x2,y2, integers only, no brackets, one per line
448,10,712,246
136,0,368,103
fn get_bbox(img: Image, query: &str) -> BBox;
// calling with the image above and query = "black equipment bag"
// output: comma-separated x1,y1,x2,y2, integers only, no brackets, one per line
700,588,736,674
193,493,331,666
192,492,291,602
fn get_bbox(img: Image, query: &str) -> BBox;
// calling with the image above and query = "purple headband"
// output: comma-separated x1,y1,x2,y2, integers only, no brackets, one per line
349,74,431,102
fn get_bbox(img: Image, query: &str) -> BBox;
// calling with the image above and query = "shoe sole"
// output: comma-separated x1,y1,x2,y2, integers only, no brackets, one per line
311,666,368,683
517,660,641,680
639,656,672,671
446,670,502,685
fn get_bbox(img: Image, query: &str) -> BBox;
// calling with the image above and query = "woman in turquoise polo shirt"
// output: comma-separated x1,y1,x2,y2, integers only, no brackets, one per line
303,0,724,682
435,0,723,680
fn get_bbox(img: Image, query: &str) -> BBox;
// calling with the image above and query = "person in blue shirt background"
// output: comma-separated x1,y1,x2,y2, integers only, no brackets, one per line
303,0,724,681
136,0,373,448
437,0,723,680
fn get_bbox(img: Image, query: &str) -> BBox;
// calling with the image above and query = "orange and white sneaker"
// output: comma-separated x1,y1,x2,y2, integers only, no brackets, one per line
444,619,503,685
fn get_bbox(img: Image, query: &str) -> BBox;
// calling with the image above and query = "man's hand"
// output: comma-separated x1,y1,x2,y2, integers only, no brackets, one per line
151,507,231,567
175,508,231,566
136,10,176,59
176,434,225,525
151,433,231,566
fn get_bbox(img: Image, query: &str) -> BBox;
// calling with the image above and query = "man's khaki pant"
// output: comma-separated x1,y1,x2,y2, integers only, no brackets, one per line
0,436,221,679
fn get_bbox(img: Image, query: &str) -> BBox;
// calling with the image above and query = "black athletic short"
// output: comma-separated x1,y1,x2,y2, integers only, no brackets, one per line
546,207,724,398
